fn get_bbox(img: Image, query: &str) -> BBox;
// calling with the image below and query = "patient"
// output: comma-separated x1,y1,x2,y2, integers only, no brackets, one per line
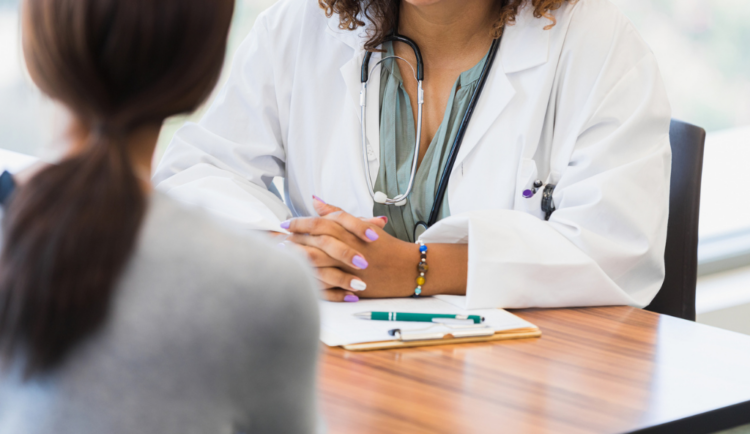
0,0,319,433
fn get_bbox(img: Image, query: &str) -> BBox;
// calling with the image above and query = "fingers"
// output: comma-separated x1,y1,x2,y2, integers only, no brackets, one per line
282,211,378,244
281,242,339,268
312,196,388,231
313,196,388,230
312,195,343,216
288,233,368,270
291,196,382,243
365,216,388,229
282,217,351,242
320,288,360,303
316,267,367,292
325,210,382,243
314,196,388,230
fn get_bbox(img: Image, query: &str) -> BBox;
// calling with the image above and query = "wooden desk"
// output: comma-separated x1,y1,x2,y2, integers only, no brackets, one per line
319,306,750,434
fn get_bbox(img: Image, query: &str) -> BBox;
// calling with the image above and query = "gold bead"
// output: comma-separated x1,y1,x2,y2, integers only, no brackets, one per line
416,276,426,286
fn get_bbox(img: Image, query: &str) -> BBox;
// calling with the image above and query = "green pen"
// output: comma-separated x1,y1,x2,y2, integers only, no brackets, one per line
354,311,485,324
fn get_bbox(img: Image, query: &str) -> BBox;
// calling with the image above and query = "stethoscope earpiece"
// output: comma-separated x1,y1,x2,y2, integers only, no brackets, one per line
374,191,407,206
374,191,388,204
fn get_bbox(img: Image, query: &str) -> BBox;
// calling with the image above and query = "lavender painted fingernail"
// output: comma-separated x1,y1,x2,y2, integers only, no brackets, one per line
312,195,326,204
352,255,368,269
365,228,379,241
277,243,286,248
522,189,534,199
280,220,291,229
344,294,359,302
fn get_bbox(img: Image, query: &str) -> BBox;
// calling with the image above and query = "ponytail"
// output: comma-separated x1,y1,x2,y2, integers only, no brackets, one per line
0,131,146,376
7,0,234,377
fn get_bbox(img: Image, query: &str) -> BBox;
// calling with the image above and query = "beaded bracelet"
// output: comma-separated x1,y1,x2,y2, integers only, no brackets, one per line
413,240,428,297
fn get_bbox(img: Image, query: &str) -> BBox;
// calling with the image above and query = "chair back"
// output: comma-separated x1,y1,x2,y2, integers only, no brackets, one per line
645,120,706,321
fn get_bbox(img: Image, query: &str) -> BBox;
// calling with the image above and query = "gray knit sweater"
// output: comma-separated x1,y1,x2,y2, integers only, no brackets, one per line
0,192,320,434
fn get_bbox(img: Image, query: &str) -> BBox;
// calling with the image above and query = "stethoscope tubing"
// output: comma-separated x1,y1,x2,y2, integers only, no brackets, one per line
359,80,424,206
424,36,503,228
361,34,424,82
360,31,503,238
361,34,425,206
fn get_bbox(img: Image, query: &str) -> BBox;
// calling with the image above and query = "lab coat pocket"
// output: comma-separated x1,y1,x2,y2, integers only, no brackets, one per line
515,158,545,220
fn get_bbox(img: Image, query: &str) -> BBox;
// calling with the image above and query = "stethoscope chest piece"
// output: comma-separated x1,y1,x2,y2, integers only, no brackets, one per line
413,221,428,241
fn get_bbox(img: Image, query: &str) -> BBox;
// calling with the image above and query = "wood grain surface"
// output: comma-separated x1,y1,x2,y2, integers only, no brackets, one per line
318,306,750,434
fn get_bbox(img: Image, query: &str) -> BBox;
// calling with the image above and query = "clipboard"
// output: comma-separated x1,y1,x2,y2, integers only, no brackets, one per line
320,298,542,351
341,326,541,351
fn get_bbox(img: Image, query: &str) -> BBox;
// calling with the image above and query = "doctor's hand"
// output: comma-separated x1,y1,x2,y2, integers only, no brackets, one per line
281,197,418,302
280,197,385,301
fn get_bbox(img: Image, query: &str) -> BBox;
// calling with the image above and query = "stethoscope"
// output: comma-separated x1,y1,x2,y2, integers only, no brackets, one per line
360,33,503,240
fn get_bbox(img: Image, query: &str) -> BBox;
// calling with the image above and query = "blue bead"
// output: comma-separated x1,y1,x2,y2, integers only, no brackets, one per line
419,244,427,253
415,287,422,295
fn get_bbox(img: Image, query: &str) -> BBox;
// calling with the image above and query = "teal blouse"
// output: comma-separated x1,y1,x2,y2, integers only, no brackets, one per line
373,42,489,242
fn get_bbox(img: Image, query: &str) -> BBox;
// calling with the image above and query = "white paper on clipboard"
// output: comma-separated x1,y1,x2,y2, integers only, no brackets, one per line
319,297,537,347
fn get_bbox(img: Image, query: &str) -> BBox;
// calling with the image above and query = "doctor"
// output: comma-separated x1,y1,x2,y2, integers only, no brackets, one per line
154,0,672,309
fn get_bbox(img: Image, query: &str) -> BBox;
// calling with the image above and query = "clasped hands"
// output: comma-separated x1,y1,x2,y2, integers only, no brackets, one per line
279,197,419,302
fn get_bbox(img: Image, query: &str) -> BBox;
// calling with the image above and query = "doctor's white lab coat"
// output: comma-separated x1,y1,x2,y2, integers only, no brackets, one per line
153,0,672,310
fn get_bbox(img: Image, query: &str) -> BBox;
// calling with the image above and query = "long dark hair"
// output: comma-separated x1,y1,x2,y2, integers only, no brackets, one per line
0,0,234,377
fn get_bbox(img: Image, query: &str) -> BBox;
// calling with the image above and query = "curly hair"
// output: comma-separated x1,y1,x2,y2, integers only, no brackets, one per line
319,0,572,51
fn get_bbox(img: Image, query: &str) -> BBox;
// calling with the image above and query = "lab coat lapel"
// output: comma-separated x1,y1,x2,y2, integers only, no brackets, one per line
339,52,365,122
339,50,382,185
452,12,551,170
326,14,372,124
330,11,384,187
453,65,515,170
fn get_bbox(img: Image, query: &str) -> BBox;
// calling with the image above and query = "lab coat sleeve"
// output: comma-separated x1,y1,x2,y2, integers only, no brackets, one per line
426,2,672,309
152,15,291,232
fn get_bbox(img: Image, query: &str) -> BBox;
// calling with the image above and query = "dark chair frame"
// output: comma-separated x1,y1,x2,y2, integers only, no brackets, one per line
645,119,706,321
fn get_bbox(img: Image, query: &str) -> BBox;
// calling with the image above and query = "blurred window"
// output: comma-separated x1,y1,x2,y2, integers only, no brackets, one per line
0,0,54,155
0,0,277,159
609,0,750,274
